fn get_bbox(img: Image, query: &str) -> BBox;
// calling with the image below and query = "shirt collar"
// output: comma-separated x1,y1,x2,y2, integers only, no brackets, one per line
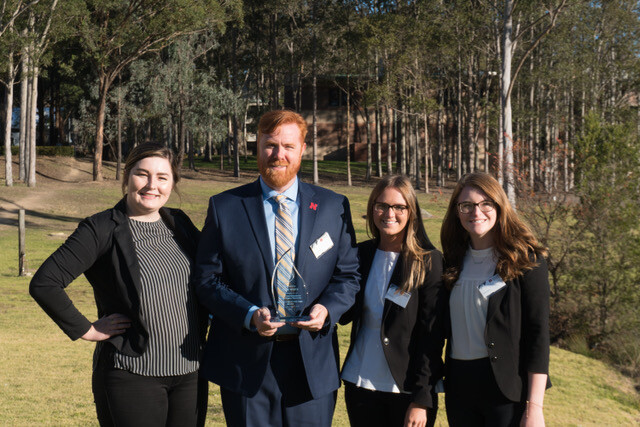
259,176,299,202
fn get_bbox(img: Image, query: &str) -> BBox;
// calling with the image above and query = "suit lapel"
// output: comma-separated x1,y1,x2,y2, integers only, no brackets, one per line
296,182,318,275
241,180,275,278
111,206,143,296
486,271,509,322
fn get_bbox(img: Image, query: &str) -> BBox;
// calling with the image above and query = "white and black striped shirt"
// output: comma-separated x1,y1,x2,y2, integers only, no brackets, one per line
114,218,200,376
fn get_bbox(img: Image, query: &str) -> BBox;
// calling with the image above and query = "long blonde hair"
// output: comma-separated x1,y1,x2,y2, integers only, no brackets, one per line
366,175,435,293
440,172,547,288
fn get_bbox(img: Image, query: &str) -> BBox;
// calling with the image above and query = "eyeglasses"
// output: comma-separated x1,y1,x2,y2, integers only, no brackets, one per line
457,200,495,214
373,202,408,215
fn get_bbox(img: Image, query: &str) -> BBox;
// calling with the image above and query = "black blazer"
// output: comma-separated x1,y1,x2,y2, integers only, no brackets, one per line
30,198,203,358
446,254,551,402
341,239,447,408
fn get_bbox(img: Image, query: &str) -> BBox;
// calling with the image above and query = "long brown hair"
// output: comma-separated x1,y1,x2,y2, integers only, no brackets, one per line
440,172,547,287
367,175,435,293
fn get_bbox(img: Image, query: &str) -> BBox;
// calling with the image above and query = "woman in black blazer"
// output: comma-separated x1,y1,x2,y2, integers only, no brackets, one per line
30,143,207,426
340,175,446,427
440,172,550,427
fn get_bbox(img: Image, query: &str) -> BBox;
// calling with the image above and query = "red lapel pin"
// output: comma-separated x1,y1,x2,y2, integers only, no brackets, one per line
309,202,318,210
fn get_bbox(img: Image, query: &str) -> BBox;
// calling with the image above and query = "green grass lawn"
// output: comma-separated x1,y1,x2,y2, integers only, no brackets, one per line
0,164,638,425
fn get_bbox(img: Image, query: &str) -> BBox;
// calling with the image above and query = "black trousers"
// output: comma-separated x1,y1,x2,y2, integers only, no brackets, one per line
344,382,438,427
93,366,208,427
445,358,524,427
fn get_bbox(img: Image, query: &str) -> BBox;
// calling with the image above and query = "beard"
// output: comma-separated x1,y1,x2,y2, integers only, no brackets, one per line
258,156,300,190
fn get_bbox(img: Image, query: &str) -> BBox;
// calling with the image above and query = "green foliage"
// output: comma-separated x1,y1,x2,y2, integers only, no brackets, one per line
570,112,640,342
521,113,640,380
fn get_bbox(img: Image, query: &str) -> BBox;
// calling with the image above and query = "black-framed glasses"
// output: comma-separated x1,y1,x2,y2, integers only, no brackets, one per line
373,202,408,214
457,200,495,214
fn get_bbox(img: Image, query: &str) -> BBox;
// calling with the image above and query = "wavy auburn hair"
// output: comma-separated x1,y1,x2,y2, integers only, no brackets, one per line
440,172,547,287
367,175,435,293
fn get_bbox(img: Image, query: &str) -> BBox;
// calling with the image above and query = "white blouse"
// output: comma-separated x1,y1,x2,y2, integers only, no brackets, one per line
449,247,498,360
342,249,402,393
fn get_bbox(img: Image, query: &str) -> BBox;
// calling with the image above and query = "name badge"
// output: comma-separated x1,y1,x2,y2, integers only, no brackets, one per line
477,274,507,299
385,284,411,308
310,232,334,259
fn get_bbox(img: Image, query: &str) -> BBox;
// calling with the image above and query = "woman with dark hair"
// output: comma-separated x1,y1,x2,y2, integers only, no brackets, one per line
440,172,550,427
340,175,446,427
30,143,208,426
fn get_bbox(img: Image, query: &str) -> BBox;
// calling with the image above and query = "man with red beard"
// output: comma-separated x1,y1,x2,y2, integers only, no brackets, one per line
194,110,360,426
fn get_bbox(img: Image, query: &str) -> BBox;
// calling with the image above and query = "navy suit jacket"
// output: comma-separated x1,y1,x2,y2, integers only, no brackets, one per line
194,178,360,399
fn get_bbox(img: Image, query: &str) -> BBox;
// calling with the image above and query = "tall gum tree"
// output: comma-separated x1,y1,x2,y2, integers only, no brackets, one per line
73,0,236,181
497,0,568,206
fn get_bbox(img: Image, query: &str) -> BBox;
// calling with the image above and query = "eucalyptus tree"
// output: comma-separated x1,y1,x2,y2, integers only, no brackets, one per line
493,0,569,206
21,0,58,187
71,0,236,181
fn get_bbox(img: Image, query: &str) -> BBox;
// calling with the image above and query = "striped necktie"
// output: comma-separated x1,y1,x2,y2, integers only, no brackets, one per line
274,195,296,318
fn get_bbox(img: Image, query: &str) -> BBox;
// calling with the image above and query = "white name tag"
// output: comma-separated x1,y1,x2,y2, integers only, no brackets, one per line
477,274,507,299
385,284,411,308
310,232,334,259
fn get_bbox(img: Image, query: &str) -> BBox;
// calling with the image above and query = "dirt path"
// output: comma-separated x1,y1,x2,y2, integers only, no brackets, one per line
0,157,119,230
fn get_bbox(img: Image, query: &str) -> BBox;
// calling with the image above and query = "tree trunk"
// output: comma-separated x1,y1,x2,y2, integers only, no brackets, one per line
424,113,429,193
232,115,239,177
346,75,352,186
3,51,14,187
375,106,382,177
436,105,443,187
27,69,38,187
188,130,195,170
415,115,421,190
364,104,372,181
93,75,109,181
501,0,516,206
19,45,28,183
386,106,392,174
116,80,122,181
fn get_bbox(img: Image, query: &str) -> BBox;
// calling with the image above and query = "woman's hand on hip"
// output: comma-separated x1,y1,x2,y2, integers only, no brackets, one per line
404,402,427,427
81,313,131,342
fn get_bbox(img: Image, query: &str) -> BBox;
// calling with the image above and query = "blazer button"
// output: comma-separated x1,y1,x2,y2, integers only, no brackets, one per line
488,342,495,349
383,337,390,346
491,356,498,362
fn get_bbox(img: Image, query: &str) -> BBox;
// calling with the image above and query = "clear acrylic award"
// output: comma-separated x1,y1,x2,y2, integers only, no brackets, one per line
270,249,310,322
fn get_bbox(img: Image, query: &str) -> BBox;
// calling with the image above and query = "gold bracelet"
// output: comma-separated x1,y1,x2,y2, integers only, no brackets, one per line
525,400,543,418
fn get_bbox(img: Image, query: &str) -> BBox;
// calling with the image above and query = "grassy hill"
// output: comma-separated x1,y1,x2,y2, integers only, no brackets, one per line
0,156,638,425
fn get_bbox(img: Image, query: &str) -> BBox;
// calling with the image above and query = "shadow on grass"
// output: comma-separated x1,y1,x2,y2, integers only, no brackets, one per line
0,204,84,227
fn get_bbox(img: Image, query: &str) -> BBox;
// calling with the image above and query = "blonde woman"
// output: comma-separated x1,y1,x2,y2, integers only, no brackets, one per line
341,175,446,427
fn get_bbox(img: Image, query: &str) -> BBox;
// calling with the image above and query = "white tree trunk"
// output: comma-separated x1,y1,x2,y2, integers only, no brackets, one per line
3,51,15,186
501,0,516,206
19,45,28,182
27,69,38,187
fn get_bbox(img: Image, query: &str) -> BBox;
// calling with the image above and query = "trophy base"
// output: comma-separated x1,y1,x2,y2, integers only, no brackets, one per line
272,315,311,322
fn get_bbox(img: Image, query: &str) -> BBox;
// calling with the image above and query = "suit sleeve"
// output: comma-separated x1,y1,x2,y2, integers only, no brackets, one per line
29,218,104,340
520,256,551,374
316,196,360,326
194,196,255,332
411,250,446,408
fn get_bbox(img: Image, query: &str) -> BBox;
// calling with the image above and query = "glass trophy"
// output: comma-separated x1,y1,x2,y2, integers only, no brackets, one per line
270,249,310,322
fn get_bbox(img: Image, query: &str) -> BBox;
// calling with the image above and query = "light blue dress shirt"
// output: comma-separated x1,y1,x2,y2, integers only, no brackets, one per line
243,176,301,330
